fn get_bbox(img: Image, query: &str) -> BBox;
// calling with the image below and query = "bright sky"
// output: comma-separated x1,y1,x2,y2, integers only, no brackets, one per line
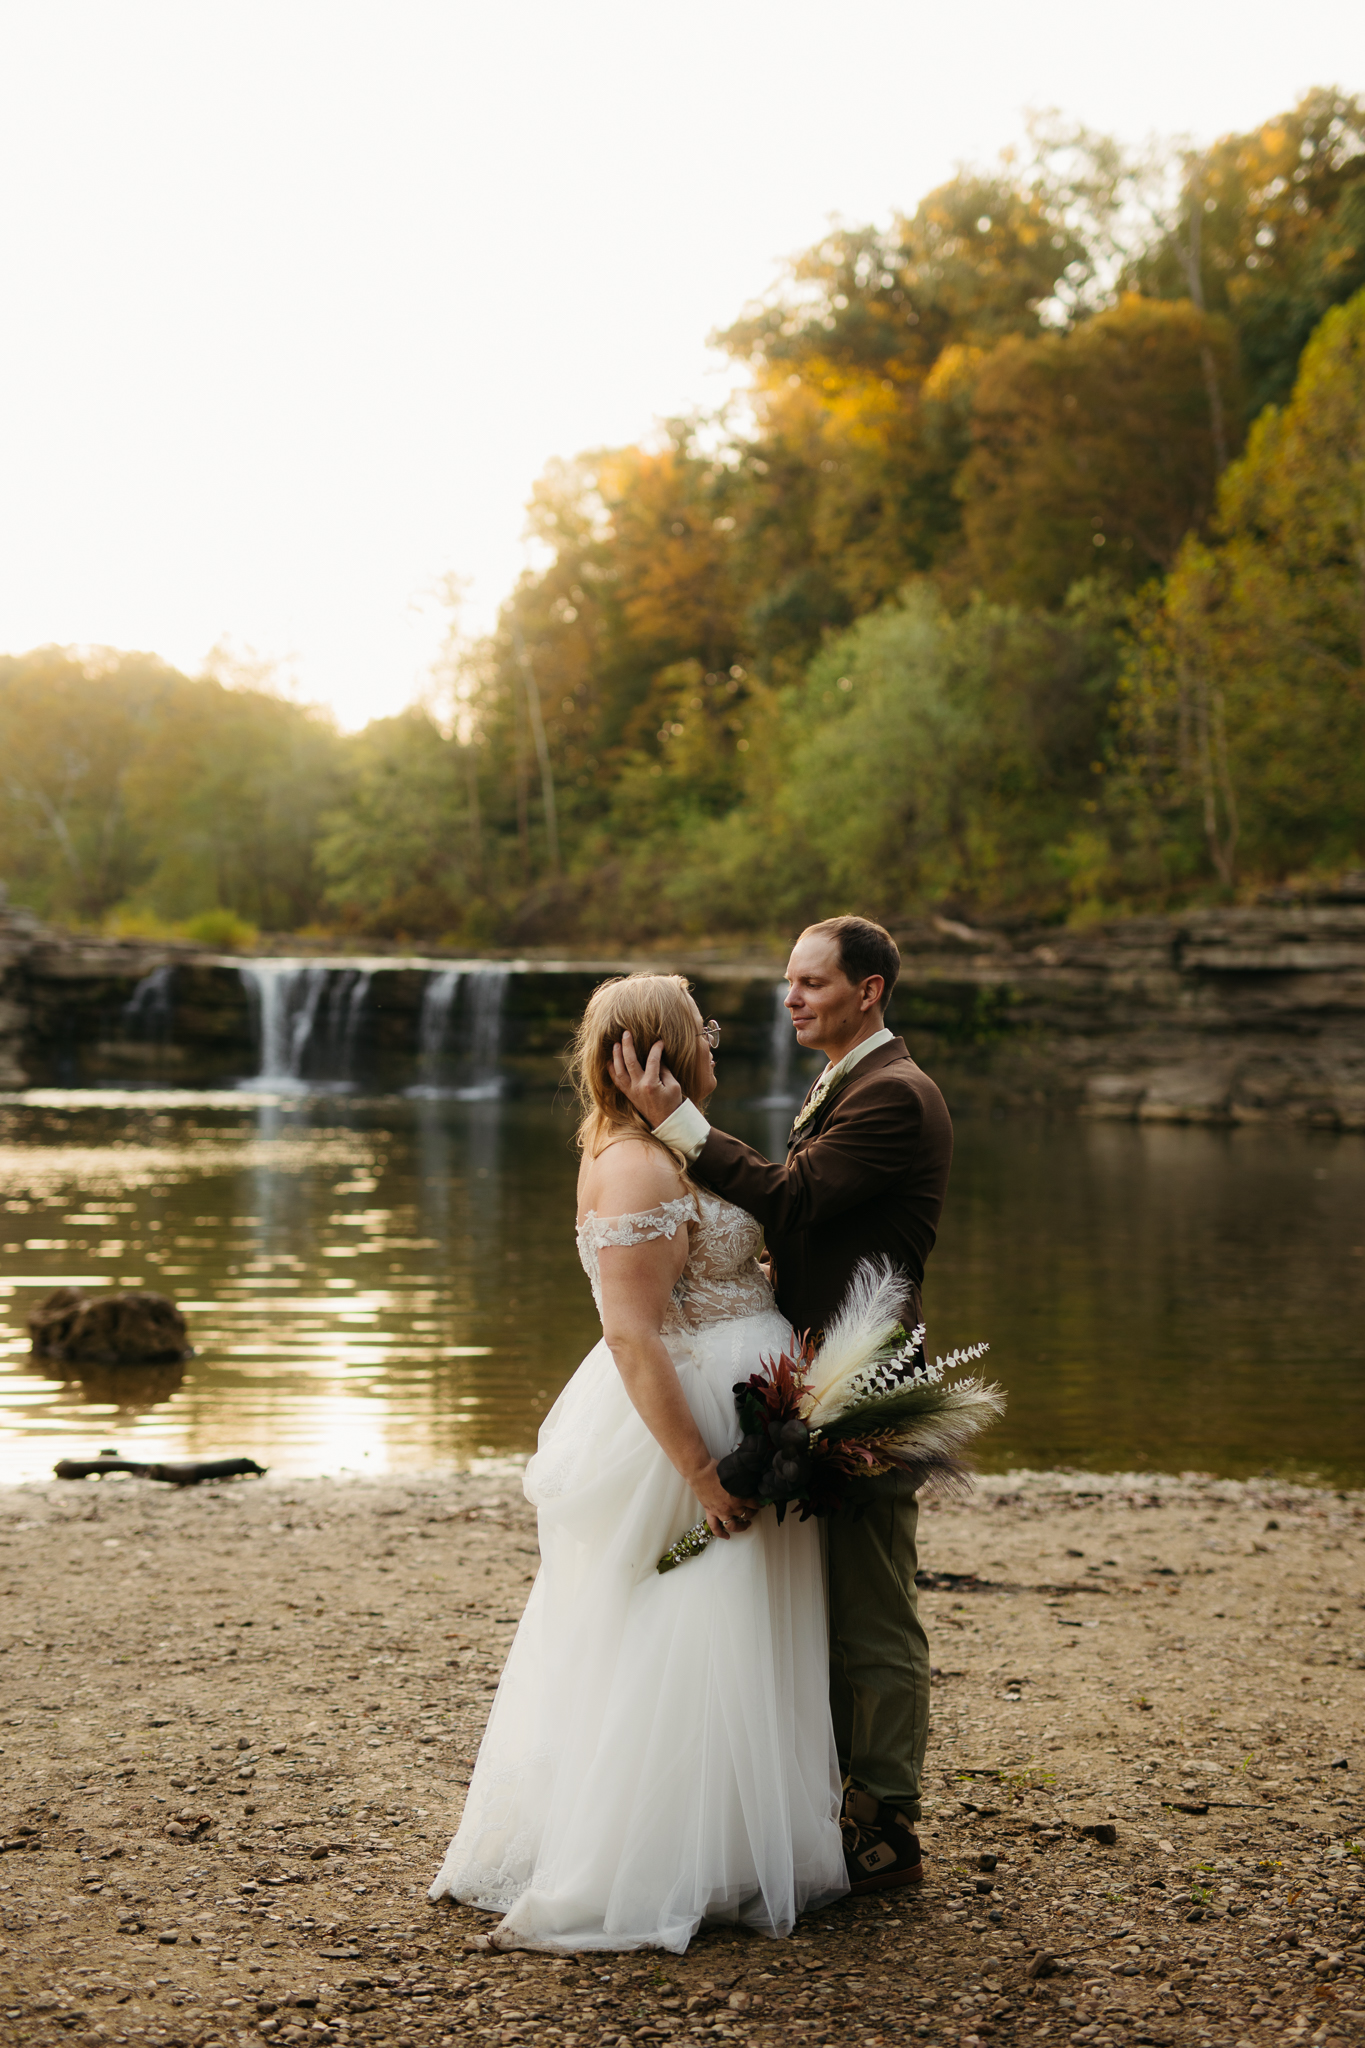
0,2,1359,729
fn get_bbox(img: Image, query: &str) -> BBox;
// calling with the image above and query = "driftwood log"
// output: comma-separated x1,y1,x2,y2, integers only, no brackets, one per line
54,1450,266,1486
29,1287,193,1366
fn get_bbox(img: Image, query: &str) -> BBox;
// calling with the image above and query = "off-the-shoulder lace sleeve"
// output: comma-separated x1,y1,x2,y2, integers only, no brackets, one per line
577,1196,697,1251
575,1190,773,1331
575,1196,699,1318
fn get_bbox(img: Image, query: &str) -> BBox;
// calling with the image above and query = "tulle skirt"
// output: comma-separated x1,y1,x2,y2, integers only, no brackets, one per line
428,1306,847,1951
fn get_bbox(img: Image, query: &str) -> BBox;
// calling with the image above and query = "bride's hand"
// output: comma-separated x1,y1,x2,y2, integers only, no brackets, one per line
691,1458,759,1540
612,1030,684,1127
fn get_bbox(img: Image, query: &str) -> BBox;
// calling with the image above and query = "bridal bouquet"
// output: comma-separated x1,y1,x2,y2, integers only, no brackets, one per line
657,1260,1003,1572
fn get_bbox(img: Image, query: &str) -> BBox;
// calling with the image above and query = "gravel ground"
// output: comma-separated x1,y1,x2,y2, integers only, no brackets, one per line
0,1466,1362,2048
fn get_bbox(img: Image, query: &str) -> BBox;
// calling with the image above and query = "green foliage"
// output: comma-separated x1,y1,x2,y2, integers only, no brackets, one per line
411,91,1361,943
0,648,171,922
122,674,346,928
958,297,1241,604
711,168,1098,659
1127,88,1365,418
0,649,344,929
1115,286,1365,888
179,908,260,950
639,579,1123,932
315,708,483,939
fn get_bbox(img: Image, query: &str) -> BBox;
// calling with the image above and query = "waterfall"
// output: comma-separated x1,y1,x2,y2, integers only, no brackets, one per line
411,968,462,1093
239,963,376,1087
460,967,509,1099
124,965,175,1044
758,980,799,1106
321,967,371,1074
344,972,371,1070
238,956,505,1092
239,963,325,1084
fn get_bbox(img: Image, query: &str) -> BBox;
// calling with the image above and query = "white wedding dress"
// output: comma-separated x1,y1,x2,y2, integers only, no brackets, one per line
428,1189,847,1951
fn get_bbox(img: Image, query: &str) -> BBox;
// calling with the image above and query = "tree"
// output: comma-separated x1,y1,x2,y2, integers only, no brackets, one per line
317,708,482,938
0,649,343,928
628,578,1126,936
712,169,1099,655
1215,287,1365,693
123,677,344,927
1118,287,1365,887
763,582,1125,918
721,171,1094,388
1128,88,1365,417
0,649,172,922
957,296,1240,607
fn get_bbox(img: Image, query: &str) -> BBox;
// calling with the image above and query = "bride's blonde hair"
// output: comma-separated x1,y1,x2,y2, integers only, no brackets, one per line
572,973,707,1165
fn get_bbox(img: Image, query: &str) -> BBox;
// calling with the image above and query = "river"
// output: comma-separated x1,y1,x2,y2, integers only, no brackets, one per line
1,1086,1362,1488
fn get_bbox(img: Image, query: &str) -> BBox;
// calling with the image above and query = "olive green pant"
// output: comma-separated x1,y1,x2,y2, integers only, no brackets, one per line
826,1475,931,1820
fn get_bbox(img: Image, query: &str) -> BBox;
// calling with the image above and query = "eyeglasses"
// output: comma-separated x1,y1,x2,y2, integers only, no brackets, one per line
700,1019,721,1050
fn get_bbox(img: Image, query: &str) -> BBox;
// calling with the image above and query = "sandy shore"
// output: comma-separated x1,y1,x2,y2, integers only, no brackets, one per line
0,1465,1361,2048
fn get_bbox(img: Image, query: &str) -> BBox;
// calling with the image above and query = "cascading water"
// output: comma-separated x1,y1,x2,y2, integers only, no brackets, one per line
239,963,326,1085
238,962,369,1088
410,968,462,1094
345,972,371,1069
460,967,509,1098
123,965,175,1045
237,956,506,1091
321,968,371,1075
757,981,799,1106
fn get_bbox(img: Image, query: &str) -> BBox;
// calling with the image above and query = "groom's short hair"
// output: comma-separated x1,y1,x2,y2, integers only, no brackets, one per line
804,916,900,1005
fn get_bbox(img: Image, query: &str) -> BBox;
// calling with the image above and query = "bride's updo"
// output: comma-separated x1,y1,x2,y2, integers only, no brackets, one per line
572,973,707,1164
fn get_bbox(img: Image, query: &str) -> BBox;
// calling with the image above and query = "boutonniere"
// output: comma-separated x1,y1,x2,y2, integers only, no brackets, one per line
788,1064,856,1143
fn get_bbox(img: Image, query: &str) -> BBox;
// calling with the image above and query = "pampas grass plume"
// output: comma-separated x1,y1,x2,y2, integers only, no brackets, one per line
803,1256,911,1427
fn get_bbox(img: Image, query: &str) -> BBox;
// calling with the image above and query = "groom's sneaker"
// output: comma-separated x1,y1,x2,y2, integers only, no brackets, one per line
840,1786,924,1894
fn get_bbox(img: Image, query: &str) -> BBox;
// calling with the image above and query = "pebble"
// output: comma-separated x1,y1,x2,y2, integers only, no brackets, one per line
0,1465,1359,2047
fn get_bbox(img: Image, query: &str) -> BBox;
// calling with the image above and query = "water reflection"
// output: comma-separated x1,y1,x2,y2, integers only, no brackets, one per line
924,1114,1365,1484
0,1092,1361,1487
64,1359,187,1413
0,1093,592,1483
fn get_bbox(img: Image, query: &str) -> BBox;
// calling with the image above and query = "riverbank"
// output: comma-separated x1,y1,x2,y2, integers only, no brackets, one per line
1,1466,1361,2048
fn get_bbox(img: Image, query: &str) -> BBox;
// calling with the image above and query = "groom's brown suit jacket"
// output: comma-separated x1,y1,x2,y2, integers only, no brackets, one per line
694,1037,953,1339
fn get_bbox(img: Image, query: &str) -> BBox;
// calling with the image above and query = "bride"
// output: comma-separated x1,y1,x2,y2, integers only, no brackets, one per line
429,973,847,1951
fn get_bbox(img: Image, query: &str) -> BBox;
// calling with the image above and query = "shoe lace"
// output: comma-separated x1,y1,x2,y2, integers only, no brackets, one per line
839,1813,877,1857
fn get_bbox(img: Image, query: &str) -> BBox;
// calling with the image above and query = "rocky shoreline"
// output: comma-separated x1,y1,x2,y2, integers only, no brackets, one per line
0,1465,1360,2048
1,888,1364,1125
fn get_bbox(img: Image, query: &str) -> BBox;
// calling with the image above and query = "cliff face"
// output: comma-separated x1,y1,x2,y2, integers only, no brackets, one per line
0,914,252,1089
0,893,1362,1127
883,897,1365,1128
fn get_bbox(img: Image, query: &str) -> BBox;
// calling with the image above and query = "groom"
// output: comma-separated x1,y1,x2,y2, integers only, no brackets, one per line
613,915,953,1894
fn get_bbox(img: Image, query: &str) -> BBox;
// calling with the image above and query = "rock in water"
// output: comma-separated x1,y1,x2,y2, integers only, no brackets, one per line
28,1288,193,1365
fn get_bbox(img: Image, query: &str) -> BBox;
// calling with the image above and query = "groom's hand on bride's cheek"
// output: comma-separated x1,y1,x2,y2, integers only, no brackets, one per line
612,1031,684,1127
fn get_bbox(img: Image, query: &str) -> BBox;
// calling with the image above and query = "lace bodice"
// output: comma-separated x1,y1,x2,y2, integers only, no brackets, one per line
576,1191,774,1334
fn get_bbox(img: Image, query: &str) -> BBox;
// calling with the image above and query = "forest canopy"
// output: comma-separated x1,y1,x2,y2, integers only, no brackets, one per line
3,89,1362,947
